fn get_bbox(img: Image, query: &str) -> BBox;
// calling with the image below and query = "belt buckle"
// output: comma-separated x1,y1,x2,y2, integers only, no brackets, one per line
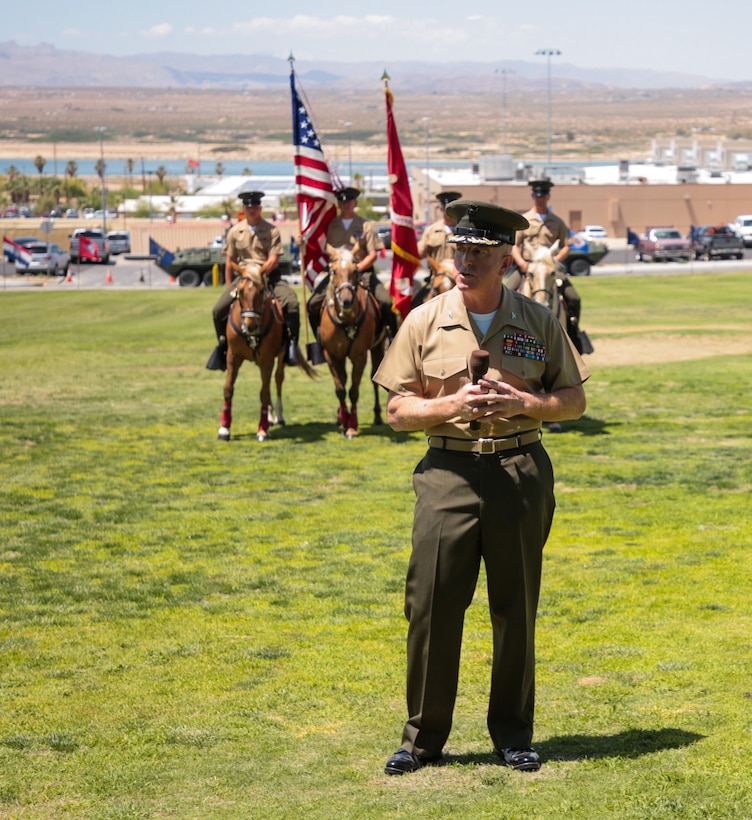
478,437,495,455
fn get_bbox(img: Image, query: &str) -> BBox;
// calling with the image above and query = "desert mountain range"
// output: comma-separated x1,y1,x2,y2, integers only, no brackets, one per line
0,40,742,91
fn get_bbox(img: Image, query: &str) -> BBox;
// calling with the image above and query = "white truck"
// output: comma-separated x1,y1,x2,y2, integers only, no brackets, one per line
730,214,752,247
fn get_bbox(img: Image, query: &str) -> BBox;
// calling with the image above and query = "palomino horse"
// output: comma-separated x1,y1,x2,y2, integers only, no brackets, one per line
411,256,456,309
518,240,568,331
318,247,386,439
218,266,317,442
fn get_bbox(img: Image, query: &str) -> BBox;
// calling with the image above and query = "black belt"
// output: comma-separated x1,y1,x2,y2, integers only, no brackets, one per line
428,429,541,455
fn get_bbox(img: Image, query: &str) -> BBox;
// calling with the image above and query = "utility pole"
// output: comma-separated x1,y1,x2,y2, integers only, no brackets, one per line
535,49,561,166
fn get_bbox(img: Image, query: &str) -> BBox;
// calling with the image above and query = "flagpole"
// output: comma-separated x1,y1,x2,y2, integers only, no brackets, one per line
289,54,311,352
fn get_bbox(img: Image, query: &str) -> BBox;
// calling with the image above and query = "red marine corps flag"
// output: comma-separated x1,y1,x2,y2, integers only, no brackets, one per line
383,71,421,320
290,55,337,292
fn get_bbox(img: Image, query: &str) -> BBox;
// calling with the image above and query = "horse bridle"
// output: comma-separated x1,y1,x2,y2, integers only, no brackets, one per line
229,275,281,348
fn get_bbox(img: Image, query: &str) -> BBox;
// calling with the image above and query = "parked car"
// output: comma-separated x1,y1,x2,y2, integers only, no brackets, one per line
82,208,96,219
49,207,65,219
15,241,70,276
730,214,752,247
580,225,609,241
69,228,110,264
107,230,131,255
376,225,392,247
636,227,692,262
64,208,79,218
688,225,744,260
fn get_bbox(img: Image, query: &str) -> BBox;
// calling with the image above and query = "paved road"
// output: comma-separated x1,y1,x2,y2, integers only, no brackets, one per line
3,246,751,292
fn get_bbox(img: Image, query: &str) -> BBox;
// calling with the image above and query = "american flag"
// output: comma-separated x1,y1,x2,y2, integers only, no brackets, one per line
291,71,337,291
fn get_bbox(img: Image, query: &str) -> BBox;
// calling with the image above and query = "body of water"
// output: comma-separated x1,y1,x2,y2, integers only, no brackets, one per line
0,158,473,179
1,156,606,179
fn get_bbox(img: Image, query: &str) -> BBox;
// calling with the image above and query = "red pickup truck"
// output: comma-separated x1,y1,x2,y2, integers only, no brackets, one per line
636,227,692,263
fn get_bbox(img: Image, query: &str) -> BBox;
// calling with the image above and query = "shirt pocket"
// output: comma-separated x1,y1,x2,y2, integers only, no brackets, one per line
422,355,468,397
234,232,252,253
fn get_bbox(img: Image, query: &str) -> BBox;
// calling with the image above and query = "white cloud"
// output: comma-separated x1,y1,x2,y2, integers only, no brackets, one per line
140,23,173,40
61,28,84,39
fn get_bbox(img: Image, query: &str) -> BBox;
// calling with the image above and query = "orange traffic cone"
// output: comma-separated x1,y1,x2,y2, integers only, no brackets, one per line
105,268,113,284
65,268,72,283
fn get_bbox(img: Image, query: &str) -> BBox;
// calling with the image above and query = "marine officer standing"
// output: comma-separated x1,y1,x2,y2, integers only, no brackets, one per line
374,199,589,776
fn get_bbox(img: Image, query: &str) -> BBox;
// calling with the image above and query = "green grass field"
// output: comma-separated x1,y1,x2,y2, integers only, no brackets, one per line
1,273,751,819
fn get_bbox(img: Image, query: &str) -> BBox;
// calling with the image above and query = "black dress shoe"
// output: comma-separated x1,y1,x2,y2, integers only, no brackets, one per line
384,749,440,776
495,747,541,772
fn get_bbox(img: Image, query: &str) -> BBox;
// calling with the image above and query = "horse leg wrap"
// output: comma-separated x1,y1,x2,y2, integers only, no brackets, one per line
220,401,232,429
337,405,348,429
348,410,359,432
259,406,270,434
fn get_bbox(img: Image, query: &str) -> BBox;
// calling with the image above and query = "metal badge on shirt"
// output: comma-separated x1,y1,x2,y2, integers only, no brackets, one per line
503,332,547,361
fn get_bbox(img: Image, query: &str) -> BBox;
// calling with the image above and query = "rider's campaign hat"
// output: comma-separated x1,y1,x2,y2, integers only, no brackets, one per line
446,200,529,246
436,191,463,207
528,179,554,196
238,189,265,206
335,186,361,202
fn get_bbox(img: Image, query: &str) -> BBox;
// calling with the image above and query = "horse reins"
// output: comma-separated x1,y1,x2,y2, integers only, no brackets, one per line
229,275,283,348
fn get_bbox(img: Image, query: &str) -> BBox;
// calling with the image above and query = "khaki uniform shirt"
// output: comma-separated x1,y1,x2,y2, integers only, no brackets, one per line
418,219,455,262
516,207,571,260
225,217,283,274
326,215,383,263
374,285,589,440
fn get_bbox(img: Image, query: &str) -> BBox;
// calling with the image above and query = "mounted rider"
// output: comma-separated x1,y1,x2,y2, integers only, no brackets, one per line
206,186,301,371
507,179,583,354
306,187,396,341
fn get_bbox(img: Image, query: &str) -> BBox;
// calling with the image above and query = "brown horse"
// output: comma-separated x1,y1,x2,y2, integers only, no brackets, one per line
411,255,456,309
317,247,386,439
218,266,317,442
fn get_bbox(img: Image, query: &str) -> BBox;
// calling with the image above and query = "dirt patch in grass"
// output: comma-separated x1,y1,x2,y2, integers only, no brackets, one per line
586,332,752,368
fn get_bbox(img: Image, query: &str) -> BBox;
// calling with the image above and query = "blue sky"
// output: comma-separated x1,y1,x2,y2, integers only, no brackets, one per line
7,0,752,81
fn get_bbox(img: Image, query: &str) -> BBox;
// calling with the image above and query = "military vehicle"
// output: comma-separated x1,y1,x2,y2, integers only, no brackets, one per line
565,240,609,276
150,239,295,287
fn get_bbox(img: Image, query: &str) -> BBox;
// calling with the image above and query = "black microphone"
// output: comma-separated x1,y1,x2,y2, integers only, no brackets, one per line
469,349,489,431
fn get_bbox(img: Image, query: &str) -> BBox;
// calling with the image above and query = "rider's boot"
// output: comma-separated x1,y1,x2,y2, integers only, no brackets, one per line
206,311,229,371
206,335,228,371
284,312,300,366
382,304,399,341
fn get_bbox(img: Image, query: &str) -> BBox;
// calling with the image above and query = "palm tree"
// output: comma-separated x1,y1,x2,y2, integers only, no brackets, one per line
156,165,167,186
125,158,134,189
34,155,46,194
215,162,224,178
95,158,106,183
65,160,78,203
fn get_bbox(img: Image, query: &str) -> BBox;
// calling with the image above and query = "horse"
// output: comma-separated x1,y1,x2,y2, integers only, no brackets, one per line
518,240,568,331
411,255,456,309
317,247,386,439
218,265,317,442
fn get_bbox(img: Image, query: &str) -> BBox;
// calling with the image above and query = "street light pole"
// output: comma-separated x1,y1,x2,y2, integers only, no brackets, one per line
95,126,107,233
535,49,561,166
423,116,430,223
344,121,353,184
147,171,154,224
